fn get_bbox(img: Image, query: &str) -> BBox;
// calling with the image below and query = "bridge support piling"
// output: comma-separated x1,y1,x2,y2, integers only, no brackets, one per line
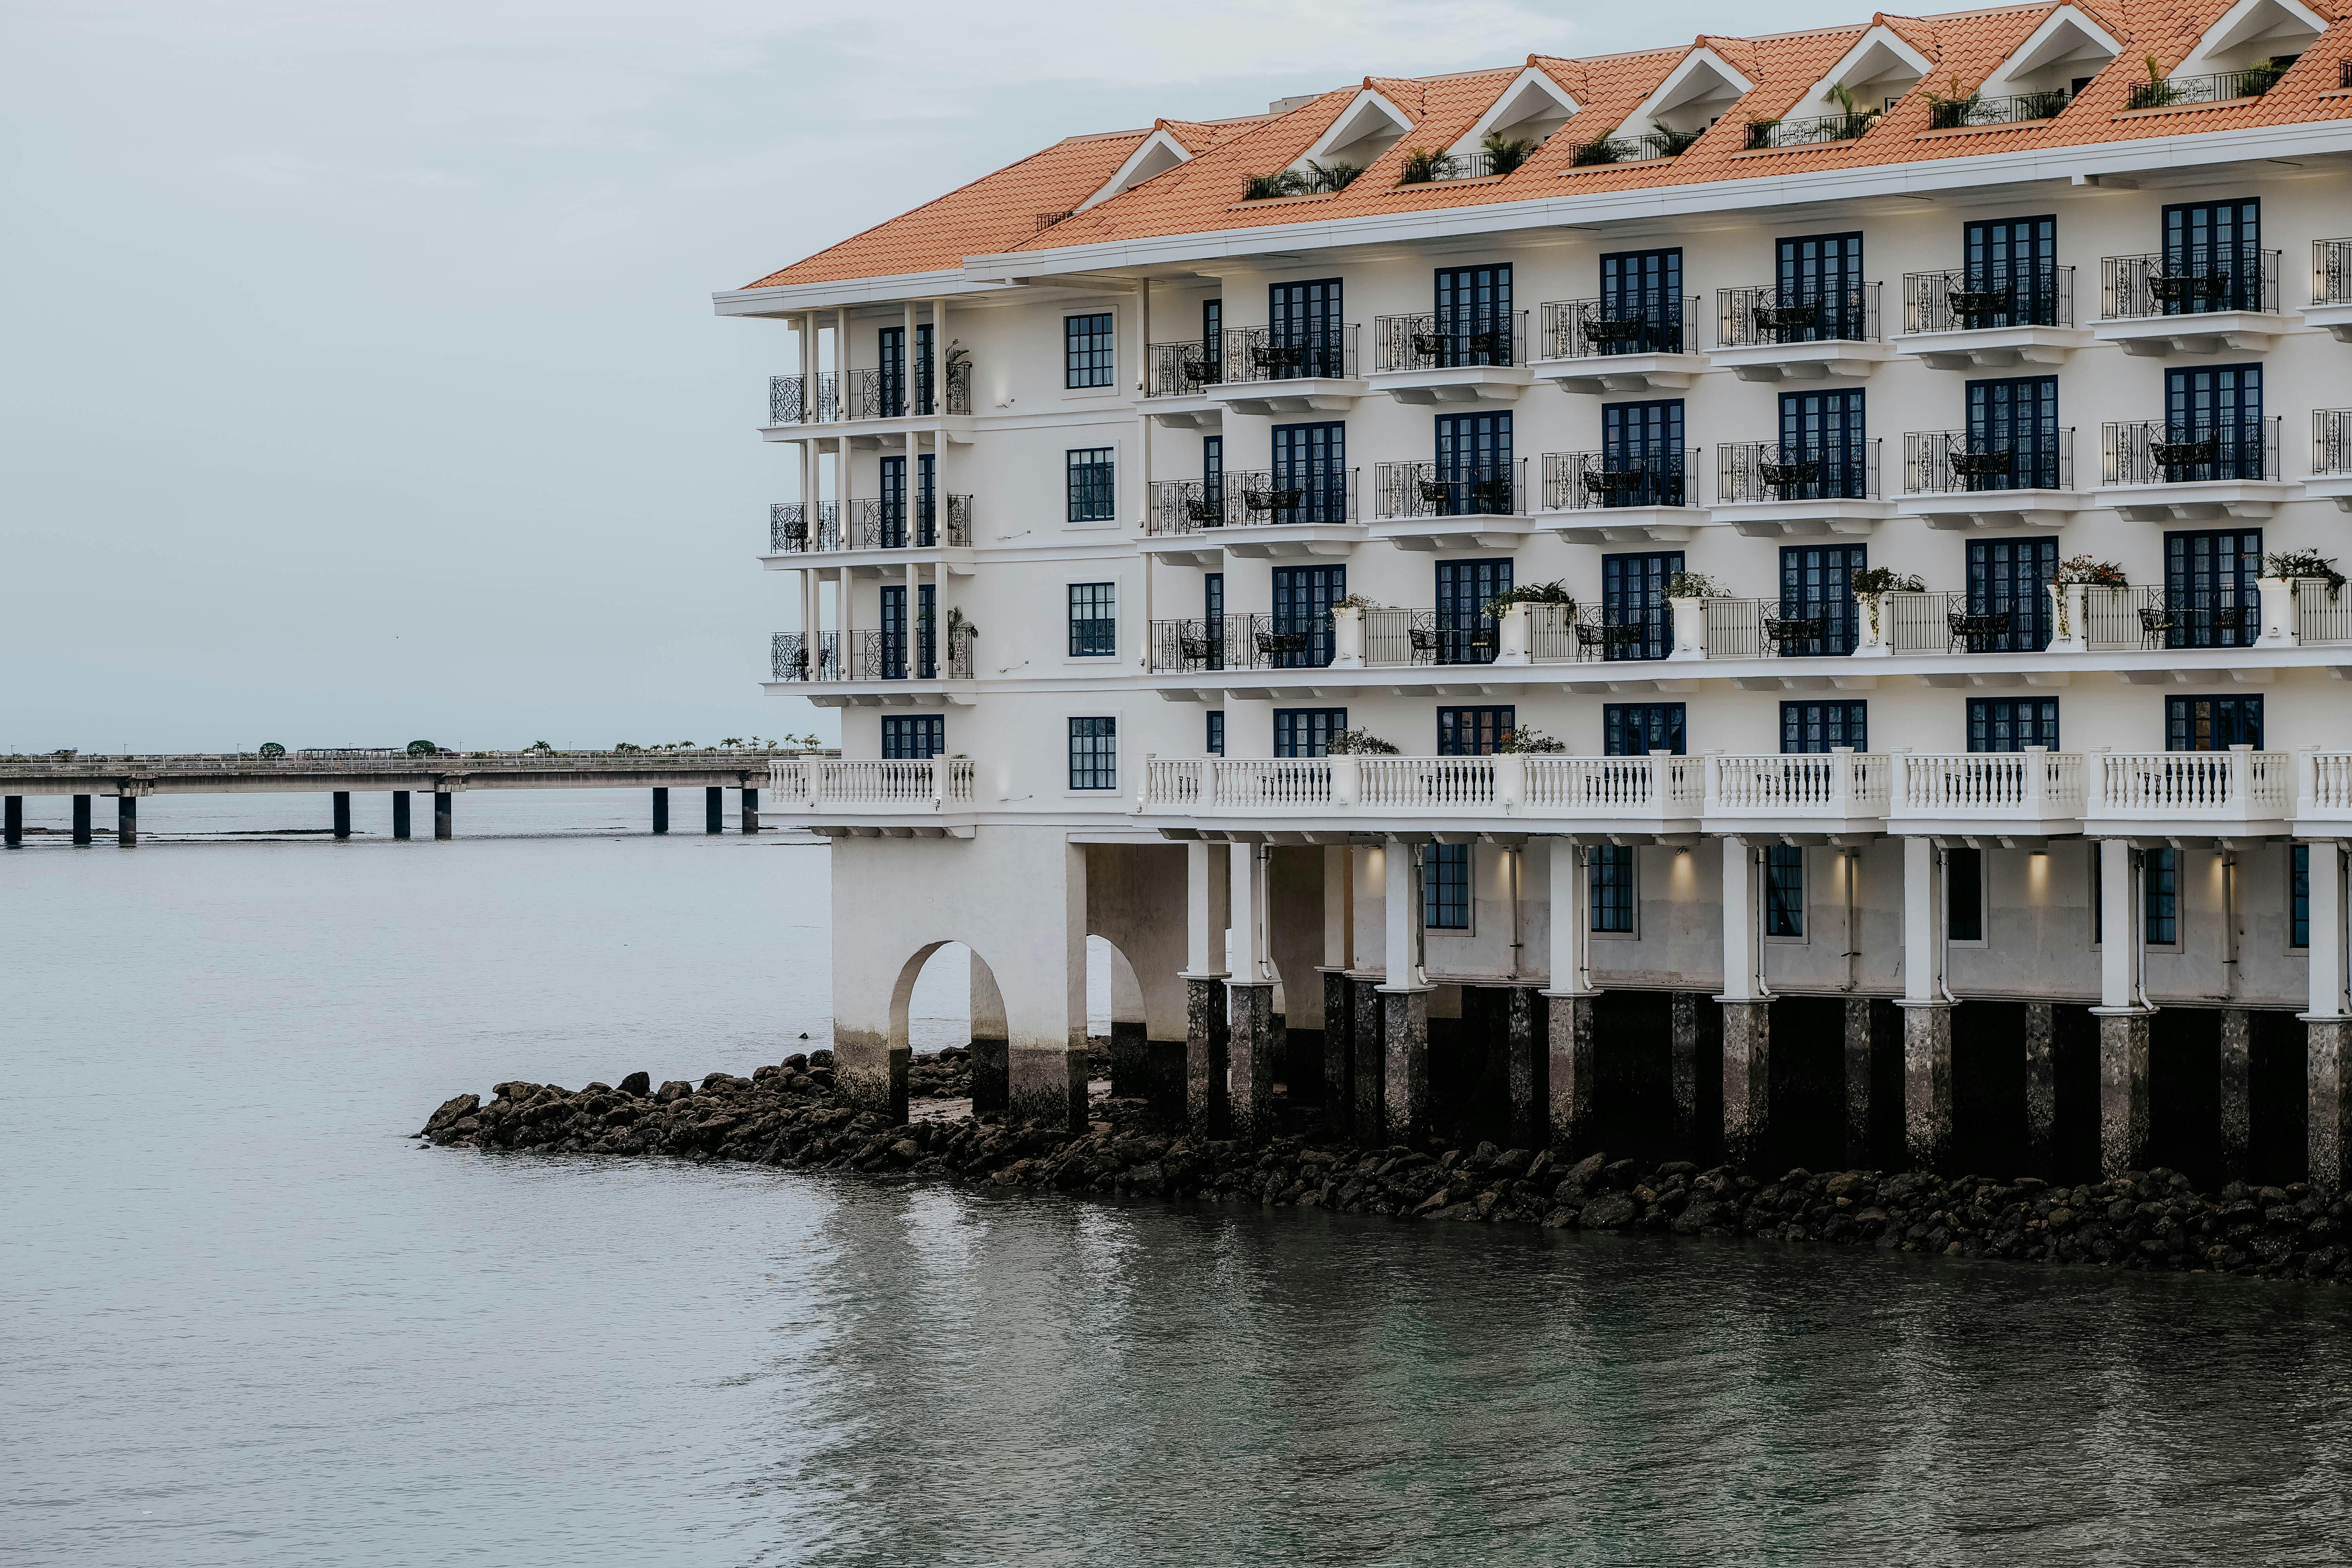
72,795,92,845
332,791,352,840
434,791,453,840
652,787,669,835
5,796,21,848
117,795,137,846
740,787,760,835
392,792,410,840
705,786,723,835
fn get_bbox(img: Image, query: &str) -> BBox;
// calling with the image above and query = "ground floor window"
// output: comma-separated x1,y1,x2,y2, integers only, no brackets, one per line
1766,844,1804,937
2293,843,2310,951
2146,846,2178,946
1423,843,1470,930
880,716,944,759
1206,710,1225,756
1591,844,1635,934
1274,708,1347,757
1947,846,1984,942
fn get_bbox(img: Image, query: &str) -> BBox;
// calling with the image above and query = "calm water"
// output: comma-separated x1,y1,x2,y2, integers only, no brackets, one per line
8,809,2352,1566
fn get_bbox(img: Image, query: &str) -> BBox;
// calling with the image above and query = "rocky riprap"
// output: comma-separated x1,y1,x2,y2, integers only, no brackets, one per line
419,1051,2348,1284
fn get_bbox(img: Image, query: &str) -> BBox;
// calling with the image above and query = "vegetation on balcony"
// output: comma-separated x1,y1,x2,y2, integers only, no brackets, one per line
1325,728,1401,756
1667,570,1729,599
2268,550,2346,600
1480,129,1537,176
1395,146,1458,185
1480,580,1577,621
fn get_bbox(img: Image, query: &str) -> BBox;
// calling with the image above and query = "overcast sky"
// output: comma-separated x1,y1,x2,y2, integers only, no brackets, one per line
1,0,1860,754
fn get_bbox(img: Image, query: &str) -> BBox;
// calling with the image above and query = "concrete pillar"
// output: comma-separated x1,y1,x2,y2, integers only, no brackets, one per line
1228,982,1277,1142
1506,984,1544,1152
1379,837,1431,1146
1547,993,1595,1157
116,794,137,846
1672,992,1717,1161
2307,839,2350,1195
1898,835,1955,1174
2024,1001,2057,1174
2220,1006,2253,1181
1843,997,1876,1167
652,787,669,835
740,787,760,834
1352,975,1385,1142
434,791,453,839
706,786,724,834
392,791,411,840
1005,840,1089,1131
4,796,21,848
838,1039,911,1123
332,791,352,840
72,794,91,845
970,954,1009,1117
2096,839,2153,1176
1181,840,1231,1136
1321,970,1355,1132
1722,1001,1771,1170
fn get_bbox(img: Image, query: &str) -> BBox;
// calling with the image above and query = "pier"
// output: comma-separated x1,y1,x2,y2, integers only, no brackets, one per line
0,748,834,845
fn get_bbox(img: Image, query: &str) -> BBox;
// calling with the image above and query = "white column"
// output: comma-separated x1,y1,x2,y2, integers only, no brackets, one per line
2099,839,2145,1011
1547,837,1595,996
2256,575,2296,648
1352,843,1380,977
2310,839,2348,1020
1383,836,1428,991
1323,843,1354,971
1902,835,1946,1004
1719,834,1766,1002
1183,839,1229,979
837,565,855,675
1230,841,1274,984
833,307,848,407
902,301,916,417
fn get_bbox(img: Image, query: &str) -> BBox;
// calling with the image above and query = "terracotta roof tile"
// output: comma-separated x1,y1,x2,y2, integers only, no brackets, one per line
742,0,2352,291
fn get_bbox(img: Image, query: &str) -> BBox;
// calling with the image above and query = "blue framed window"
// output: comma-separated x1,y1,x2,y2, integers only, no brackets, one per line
1782,701,1867,753
1269,278,1345,377
1964,375,2060,492
1269,564,1343,669
1779,541,1865,655
1776,386,1868,501
1065,312,1115,388
1766,845,1805,937
1068,582,1116,657
1604,702,1686,756
1601,247,1684,351
2292,844,2310,949
1068,718,1117,791
1203,570,1224,672
2167,693,2263,750
1965,537,2057,652
1274,708,1347,758
1592,844,1636,934
880,715,944,759
1423,843,1470,930
1434,263,1512,365
1601,399,1686,507
1777,231,1865,339
1067,447,1116,523
1963,215,2058,326
1272,421,1346,524
2163,528,2262,650
1434,558,1510,665
2146,846,2178,946
1968,697,2059,752
1601,551,1682,662
1947,846,1984,942
1207,710,1225,756
2167,365,2267,482
1437,706,1513,756
2163,199,2261,313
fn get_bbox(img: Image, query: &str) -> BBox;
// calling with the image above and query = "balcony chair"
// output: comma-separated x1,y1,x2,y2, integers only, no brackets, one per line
1945,608,2011,652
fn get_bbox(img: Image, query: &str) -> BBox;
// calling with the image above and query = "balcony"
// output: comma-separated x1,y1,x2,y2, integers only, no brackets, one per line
1539,450,1699,545
1567,131,1702,165
2053,584,2263,655
768,625,976,704
1149,614,1334,676
1530,295,1707,394
2308,410,2352,512
2080,748,2292,840
1702,750,1890,838
2095,247,2292,355
1886,750,2085,839
1366,312,1531,405
1925,87,2073,130
2292,750,2352,834
1891,267,2089,368
1142,341,1225,428
1135,752,1705,835
1209,326,1367,415
2126,66,2288,111
1708,284,1890,381
766,497,972,558
1895,429,2087,530
763,362,973,432
2098,419,2290,520
1369,459,1534,549
1710,440,1889,535
768,757,978,836
2306,239,2352,343
1140,470,1363,564
1743,112,1877,150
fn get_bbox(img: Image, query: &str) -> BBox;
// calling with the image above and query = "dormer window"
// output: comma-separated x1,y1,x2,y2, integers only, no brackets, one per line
1299,88,1416,177
2137,0,2326,106
1079,128,1192,212
1439,66,1579,176
1617,46,1753,145
1803,24,1936,120
1929,5,2119,127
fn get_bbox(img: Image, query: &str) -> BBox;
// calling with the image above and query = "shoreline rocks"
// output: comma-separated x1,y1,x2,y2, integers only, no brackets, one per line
419,1052,2349,1285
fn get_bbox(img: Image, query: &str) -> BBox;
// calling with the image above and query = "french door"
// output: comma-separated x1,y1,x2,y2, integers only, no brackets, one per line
1270,564,1344,669
1964,215,2058,325
1602,399,1685,505
1602,550,1682,662
1601,247,1684,351
1435,559,1510,666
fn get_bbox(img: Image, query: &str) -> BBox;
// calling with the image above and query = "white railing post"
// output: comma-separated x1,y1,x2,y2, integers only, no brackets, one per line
2047,581,2088,654
1829,745,1855,816
1887,748,1911,813
2023,744,2050,817
2302,745,2321,818
2229,743,2253,812
1495,604,1530,666
1197,757,1216,811
1702,749,1725,811
2088,747,2111,813
1494,752,1526,811
1668,596,1709,661
1329,754,1360,809
1853,592,1889,657
1331,604,1364,669
2256,575,2297,648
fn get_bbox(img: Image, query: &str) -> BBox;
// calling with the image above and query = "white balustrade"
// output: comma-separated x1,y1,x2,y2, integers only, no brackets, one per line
1358,754,1496,809
1889,750,2084,820
1209,758,1334,810
1707,750,1890,818
2294,579,2352,646
2089,747,2290,822
2302,750,2352,820
1523,753,1704,816
1700,597,1765,661
767,757,973,811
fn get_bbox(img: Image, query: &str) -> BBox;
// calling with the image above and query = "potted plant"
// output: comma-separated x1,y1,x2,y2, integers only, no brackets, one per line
2267,549,2345,600
1395,147,1458,185
1666,570,1728,600
1849,566,1926,641
1302,159,1363,193
1325,728,1400,755
1481,130,1537,175
1652,125,1705,156
1496,725,1566,754
1242,169,1309,200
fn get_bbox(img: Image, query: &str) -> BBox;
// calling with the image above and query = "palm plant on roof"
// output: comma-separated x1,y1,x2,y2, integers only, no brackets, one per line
1395,146,1459,185
1481,130,1538,175
1243,169,1310,200
1303,159,1364,193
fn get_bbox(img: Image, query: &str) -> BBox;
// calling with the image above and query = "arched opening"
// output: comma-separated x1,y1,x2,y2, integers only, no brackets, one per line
891,940,1009,1117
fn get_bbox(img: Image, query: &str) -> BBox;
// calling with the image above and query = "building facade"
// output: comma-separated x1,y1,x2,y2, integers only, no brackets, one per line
719,0,2352,1189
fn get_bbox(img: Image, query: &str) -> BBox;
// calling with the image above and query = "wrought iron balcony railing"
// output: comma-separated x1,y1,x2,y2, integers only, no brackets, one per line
1219,325,1359,382
1568,131,1701,164
1926,87,2072,129
1149,613,1334,672
768,372,839,426
2316,238,2352,305
1718,440,1883,503
2319,410,2352,475
771,631,837,681
769,501,841,554
2102,246,2281,317
1147,477,1242,534
2102,419,2283,485
1902,428,2075,494
1350,608,1499,666
1372,311,1527,370
1744,112,1877,150
1372,459,1528,519
1250,466,1357,525
771,624,975,682
2134,587,2258,650
1717,283,1883,346
1866,588,2056,655
848,494,973,550
1145,340,1223,397
1542,450,1695,509
2127,66,2290,110
1901,266,2074,332
1538,293,1699,357
843,361,973,420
